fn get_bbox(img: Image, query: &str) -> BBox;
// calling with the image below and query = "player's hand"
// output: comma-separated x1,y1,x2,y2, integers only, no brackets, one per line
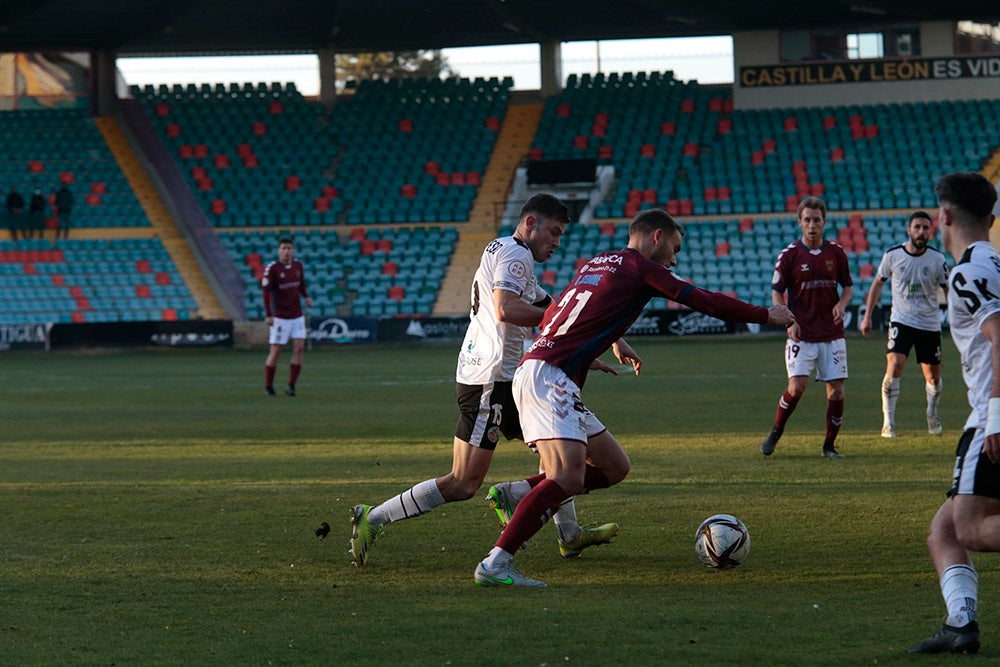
590,358,618,375
786,321,802,343
860,315,872,337
832,303,846,325
986,433,1000,465
266,316,274,326
612,339,642,376
766,304,794,328
305,297,313,308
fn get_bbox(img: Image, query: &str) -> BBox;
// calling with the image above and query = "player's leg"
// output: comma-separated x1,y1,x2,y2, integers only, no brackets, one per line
351,384,500,567
918,330,944,435
760,340,814,455
880,345,907,438
911,428,1000,653
815,339,847,458
286,337,305,395
909,498,981,654
264,343,282,396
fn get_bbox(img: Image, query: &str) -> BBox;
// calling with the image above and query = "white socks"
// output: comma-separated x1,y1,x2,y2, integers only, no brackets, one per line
483,545,514,569
881,375,899,428
941,563,978,627
368,479,446,527
552,498,580,543
926,379,942,416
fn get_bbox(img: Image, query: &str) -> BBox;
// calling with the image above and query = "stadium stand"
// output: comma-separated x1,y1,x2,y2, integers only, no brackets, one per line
531,73,1000,220
134,76,509,228
218,226,458,318
0,108,149,230
0,237,198,324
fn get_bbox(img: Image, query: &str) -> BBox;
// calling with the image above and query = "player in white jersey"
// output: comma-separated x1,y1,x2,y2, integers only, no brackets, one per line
908,172,999,656
860,212,950,437
349,194,629,568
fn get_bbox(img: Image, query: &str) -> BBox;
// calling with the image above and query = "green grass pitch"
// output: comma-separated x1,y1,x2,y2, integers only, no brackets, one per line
2,334,995,664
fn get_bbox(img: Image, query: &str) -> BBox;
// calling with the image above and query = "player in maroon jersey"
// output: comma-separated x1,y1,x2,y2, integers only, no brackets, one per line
261,237,312,396
758,197,854,458
472,208,794,587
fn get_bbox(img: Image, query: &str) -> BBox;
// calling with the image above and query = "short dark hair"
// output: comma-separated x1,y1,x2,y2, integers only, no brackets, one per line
278,237,293,246
797,196,827,219
908,210,932,224
935,172,997,221
519,193,569,224
629,208,685,239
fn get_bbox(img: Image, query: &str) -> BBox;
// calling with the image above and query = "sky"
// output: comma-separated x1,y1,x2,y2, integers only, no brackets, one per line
116,36,734,95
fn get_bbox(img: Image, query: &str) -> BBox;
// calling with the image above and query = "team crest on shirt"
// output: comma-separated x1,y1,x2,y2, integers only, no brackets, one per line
825,259,834,273
487,425,500,443
509,260,527,279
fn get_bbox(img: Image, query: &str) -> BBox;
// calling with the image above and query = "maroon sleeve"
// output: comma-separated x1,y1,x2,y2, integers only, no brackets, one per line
645,262,768,324
299,262,309,299
680,285,770,324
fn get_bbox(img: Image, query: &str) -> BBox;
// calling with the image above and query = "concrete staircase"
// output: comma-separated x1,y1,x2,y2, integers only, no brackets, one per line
433,103,543,315
94,116,227,320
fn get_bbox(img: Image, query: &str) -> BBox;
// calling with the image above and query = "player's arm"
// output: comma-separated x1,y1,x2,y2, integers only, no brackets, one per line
493,288,547,326
982,312,1000,464
261,269,274,325
833,284,853,325
300,270,312,308
860,279,885,337
611,338,641,376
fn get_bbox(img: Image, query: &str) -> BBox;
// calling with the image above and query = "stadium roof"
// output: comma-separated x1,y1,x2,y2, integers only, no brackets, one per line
0,0,996,55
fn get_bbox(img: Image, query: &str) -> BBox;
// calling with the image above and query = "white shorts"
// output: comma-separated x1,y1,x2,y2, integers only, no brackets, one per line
269,315,307,345
512,359,607,445
784,338,848,382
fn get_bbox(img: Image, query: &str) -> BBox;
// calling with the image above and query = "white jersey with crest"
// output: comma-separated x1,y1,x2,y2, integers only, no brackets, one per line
875,244,949,331
456,235,548,385
947,240,1000,430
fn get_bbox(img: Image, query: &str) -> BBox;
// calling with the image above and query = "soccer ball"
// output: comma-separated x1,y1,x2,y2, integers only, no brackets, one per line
694,514,750,569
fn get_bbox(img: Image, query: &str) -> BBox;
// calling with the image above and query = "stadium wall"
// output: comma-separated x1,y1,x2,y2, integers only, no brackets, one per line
733,21,1000,109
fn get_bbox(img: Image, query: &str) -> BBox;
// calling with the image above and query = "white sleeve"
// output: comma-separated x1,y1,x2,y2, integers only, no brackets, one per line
493,244,532,296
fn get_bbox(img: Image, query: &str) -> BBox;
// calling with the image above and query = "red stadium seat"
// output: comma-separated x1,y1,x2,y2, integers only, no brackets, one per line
387,286,405,301
59,171,75,183
156,272,171,285
382,261,399,276
136,285,151,297
465,172,481,186
424,160,440,174
322,185,339,199
376,238,392,253
314,197,330,212
859,264,875,279
556,103,571,117
739,217,753,232
485,116,500,131
268,100,284,115
350,228,366,241
252,121,267,136
136,259,152,273
91,182,107,194
166,123,181,137
162,309,178,321
28,160,44,173
660,121,675,136
680,99,695,113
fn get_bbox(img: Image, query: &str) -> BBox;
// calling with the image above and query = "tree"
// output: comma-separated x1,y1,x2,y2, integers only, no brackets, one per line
336,50,452,91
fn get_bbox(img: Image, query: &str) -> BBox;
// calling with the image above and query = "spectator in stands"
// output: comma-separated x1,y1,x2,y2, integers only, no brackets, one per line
261,237,312,397
6,186,24,242
758,196,854,459
28,189,46,240
55,184,74,240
